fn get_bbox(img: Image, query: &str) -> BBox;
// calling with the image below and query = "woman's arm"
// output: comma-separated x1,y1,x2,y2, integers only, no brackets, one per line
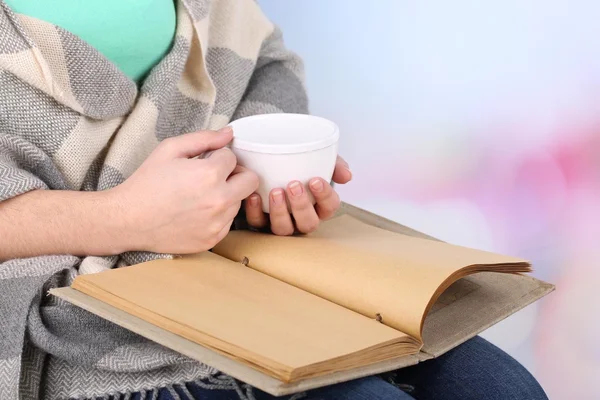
0,130,258,261
0,134,130,260
0,189,129,261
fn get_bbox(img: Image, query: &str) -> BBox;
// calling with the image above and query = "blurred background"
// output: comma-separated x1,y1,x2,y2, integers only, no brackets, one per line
260,1,600,399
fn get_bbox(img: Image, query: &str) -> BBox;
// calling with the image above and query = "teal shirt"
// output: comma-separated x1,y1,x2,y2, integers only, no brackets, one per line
5,0,176,82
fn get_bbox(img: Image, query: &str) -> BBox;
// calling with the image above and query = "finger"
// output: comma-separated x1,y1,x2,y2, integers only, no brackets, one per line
245,194,268,228
269,189,295,236
287,181,320,234
158,127,233,159
213,218,234,247
204,147,237,179
229,164,246,176
224,201,242,221
332,156,352,184
309,178,341,220
207,203,239,248
225,169,260,201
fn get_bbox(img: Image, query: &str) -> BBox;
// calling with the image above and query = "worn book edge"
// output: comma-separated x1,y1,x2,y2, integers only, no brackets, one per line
49,202,555,396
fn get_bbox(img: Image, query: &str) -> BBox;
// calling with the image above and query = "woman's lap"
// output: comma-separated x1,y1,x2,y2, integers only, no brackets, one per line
140,376,410,400
384,336,548,400
125,336,547,400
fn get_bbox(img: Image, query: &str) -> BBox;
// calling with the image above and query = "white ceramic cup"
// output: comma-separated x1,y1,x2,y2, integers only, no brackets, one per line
227,113,339,213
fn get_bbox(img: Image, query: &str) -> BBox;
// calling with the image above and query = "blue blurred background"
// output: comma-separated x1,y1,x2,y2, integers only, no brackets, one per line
260,1,600,398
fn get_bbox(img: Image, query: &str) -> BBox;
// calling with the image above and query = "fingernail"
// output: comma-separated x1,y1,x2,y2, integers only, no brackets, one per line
249,194,260,206
289,181,304,197
272,189,284,205
218,126,233,134
310,179,324,192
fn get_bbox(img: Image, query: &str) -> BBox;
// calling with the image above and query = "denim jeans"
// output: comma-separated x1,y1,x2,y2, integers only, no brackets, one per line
115,336,548,400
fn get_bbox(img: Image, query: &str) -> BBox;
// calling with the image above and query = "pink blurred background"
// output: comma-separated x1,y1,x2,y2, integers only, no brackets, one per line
261,1,600,398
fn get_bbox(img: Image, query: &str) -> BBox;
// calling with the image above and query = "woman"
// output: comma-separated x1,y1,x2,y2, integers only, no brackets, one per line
0,0,547,399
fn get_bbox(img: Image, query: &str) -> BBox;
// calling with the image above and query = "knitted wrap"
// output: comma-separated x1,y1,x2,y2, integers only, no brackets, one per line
0,0,308,398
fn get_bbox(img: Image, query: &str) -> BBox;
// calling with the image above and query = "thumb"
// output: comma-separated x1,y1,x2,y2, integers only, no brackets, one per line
158,127,233,159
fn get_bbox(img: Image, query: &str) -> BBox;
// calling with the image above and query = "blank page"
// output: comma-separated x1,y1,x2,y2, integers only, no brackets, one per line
213,215,530,340
72,251,410,378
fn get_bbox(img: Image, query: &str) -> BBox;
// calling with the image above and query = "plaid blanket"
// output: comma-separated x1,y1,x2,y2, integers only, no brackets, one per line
0,0,308,398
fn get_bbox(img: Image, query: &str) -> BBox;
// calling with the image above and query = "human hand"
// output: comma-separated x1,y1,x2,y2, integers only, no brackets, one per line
244,156,352,235
109,128,259,254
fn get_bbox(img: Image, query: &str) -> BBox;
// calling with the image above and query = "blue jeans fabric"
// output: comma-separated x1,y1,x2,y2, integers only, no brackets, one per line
115,336,548,400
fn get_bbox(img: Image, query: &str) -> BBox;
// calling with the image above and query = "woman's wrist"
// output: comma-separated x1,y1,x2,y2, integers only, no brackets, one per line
0,188,138,260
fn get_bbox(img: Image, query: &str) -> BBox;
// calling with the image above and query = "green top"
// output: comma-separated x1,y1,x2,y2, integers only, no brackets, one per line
5,0,176,82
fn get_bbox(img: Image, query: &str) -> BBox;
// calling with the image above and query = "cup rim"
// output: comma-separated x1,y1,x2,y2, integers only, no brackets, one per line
227,113,339,154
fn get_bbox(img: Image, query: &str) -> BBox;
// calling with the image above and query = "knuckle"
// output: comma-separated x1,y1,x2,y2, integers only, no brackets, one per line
216,147,237,164
223,146,237,160
246,204,264,219
314,184,334,200
292,200,313,213
320,199,341,216
200,193,227,215
199,164,221,183
203,162,220,176
246,206,266,226
208,221,224,237
158,137,177,152
270,205,289,217
325,205,341,219
206,237,220,250
211,194,230,212
300,219,320,233
229,201,242,217
247,171,260,189
196,238,213,252
332,201,341,213
272,225,295,236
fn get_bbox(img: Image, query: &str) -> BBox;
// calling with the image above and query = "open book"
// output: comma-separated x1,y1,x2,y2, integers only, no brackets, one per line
51,203,554,396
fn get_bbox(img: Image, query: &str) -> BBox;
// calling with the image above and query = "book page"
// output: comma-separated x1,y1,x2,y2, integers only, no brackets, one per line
420,272,553,356
212,215,530,340
71,251,418,381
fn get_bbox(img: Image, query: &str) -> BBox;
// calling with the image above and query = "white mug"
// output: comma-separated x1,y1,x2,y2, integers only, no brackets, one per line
227,113,339,213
